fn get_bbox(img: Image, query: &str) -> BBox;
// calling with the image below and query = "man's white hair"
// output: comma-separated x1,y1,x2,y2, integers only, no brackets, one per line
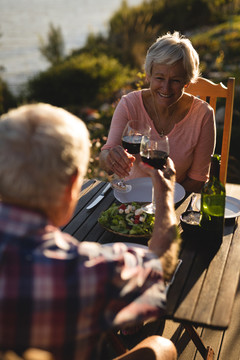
0,103,90,211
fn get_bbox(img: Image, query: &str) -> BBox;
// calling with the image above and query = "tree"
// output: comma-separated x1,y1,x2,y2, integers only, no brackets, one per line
0,77,16,115
26,53,135,107
107,1,161,69
39,23,65,66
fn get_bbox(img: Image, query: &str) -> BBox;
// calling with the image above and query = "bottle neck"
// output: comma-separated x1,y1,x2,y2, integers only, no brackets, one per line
209,154,221,181
210,160,220,181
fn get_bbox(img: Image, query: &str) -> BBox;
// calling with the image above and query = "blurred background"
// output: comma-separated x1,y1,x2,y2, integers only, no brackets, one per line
0,0,239,183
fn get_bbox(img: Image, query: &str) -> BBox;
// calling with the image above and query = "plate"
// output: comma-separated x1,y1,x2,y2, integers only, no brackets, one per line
100,224,152,238
103,242,148,249
195,196,240,219
113,177,185,204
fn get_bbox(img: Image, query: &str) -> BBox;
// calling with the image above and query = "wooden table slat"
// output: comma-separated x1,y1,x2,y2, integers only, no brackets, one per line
72,194,115,240
192,232,233,327
63,182,113,235
211,217,240,327
167,244,197,315
173,254,207,324
62,180,102,232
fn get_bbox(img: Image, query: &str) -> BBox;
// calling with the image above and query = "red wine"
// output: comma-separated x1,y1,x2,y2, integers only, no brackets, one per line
122,135,142,154
141,150,168,169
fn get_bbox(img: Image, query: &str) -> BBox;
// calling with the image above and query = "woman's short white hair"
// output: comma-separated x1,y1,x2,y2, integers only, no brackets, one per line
144,31,200,84
0,103,90,211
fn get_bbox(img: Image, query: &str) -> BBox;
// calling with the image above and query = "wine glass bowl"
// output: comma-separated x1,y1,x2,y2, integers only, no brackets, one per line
140,134,169,213
140,135,169,170
122,120,151,155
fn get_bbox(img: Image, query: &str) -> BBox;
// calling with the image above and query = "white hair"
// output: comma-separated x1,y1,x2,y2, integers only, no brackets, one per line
0,103,90,211
144,31,200,83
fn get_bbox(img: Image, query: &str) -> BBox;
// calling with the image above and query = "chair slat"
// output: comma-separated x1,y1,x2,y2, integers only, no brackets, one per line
186,77,235,185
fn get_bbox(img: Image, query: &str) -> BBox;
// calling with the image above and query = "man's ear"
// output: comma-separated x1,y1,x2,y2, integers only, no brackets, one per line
65,170,81,201
53,170,82,227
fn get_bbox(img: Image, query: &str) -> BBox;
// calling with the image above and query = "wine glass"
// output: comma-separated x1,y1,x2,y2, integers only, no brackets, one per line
140,134,169,213
110,120,151,192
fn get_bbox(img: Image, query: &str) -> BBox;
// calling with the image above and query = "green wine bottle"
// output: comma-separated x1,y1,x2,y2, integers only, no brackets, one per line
200,154,226,239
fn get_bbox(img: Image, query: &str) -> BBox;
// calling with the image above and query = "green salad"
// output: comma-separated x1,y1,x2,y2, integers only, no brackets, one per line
98,202,155,236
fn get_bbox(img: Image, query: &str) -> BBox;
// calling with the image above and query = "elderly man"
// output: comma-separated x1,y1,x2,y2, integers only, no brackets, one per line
0,103,178,360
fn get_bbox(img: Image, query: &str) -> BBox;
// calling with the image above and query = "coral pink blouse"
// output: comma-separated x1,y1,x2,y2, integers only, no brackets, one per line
101,90,216,184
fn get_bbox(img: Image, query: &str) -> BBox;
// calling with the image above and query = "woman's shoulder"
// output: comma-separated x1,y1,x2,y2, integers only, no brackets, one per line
121,89,144,101
119,89,147,112
191,95,214,114
178,94,214,129
114,90,147,119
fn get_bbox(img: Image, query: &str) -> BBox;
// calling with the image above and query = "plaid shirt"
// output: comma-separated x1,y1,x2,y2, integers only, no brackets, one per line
0,203,166,359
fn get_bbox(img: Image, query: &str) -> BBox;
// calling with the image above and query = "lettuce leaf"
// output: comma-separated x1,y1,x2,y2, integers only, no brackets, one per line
98,202,154,236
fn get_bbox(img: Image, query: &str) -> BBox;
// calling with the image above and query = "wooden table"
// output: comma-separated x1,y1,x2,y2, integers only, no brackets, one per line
62,180,240,360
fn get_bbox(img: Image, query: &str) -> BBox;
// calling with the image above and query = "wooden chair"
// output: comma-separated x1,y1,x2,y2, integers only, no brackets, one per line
186,77,235,185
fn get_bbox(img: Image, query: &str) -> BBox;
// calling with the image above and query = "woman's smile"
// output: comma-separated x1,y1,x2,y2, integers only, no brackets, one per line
149,61,187,107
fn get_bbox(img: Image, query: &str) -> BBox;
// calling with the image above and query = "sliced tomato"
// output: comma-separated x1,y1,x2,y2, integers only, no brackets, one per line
118,204,126,210
134,215,140,224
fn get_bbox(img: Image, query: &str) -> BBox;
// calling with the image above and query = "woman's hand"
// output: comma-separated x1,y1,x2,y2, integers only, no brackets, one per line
100,147,135,178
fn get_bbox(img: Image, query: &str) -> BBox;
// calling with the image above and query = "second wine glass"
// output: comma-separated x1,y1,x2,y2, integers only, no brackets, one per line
140,134,169,213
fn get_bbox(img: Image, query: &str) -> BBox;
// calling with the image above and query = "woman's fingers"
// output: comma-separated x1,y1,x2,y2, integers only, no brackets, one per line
108,146,135,177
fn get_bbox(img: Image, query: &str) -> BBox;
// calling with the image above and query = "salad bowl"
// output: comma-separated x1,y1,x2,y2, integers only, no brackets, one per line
98,202,154,238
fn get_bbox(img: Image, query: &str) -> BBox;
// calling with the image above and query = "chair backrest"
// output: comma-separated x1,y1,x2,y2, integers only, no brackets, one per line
186,77,235,185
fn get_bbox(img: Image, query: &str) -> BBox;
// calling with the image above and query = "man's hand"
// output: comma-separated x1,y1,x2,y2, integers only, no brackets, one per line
139,158,180,281
138,157,176,207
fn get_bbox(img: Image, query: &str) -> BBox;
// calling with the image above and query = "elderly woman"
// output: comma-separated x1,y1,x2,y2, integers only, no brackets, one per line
100,31,216,193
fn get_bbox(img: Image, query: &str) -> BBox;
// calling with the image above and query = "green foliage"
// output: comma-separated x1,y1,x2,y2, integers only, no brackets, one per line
149,0,212,33
149,0,240,30
70,33,110,58
107,1,161,68
81,0,240,72
0,77,17,115
39,23,65,66
87,106,114,180
192,16,240,55
26,53,135,107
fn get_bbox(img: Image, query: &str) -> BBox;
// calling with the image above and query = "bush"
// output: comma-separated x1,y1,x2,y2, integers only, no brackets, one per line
26,53,135,107
0,77,17,115
191,17,240,66
39,23,65,66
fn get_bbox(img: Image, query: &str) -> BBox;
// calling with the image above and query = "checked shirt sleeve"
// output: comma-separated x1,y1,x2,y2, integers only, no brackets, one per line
78,242,166,335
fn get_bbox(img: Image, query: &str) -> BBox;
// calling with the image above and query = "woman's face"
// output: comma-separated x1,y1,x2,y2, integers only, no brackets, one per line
148,60,188,108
